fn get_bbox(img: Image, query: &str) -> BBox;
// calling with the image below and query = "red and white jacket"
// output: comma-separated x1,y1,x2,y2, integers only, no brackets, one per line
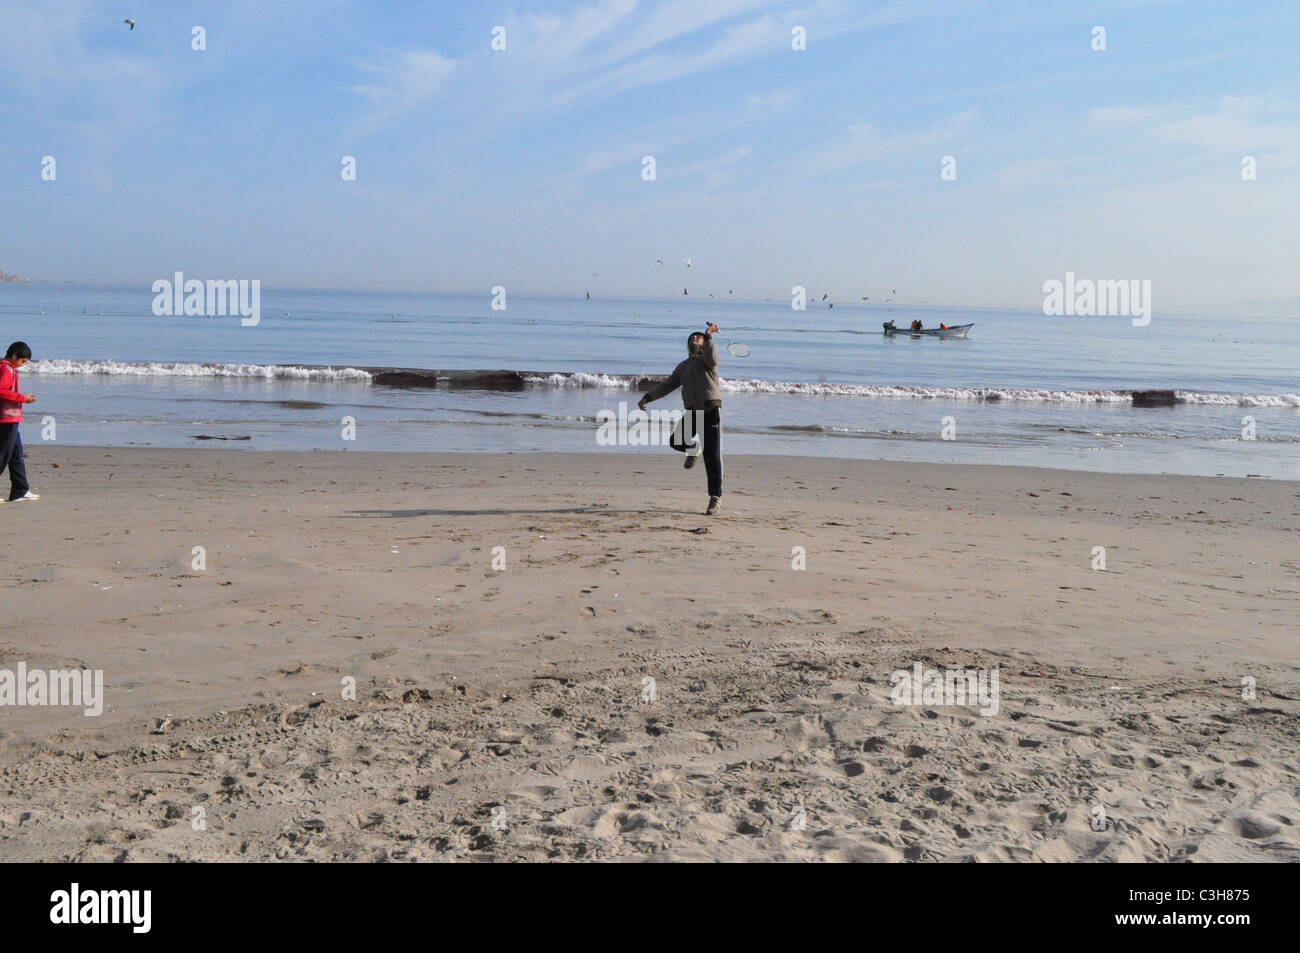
0,359,26,423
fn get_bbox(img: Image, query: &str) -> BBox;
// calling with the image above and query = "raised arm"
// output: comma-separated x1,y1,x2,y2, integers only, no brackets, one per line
641,366,682,406
700,330,719,368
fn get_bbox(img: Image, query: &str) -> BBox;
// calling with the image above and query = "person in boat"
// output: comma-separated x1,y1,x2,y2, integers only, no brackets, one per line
883,320,897,332
939,323,948,330
910,319,923,331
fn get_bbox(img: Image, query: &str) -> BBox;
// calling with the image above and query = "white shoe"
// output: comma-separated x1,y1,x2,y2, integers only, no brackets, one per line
12,491,39,502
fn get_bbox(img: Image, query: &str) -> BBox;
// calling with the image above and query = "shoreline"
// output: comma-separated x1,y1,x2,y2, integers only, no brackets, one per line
15,442,1299,483
17,442,1300,474
2,447,1296,861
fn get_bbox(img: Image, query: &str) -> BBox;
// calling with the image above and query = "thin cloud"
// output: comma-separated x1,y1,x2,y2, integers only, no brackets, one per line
994,157,1066,187
574,142,659,178
1086,105,1165,127
349,48,457,135
667,144,753,180
814,108,978,172
0,1,165,94
1089,98,1300,166
747,90,797,108
514,0,640,65
485,0,920,119
1149,97,1294,157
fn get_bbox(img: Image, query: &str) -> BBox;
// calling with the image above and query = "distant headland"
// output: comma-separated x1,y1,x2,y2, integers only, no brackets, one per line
0,269,31,283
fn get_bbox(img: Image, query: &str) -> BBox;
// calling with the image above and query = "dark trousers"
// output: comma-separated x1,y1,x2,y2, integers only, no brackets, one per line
669,407,722,498
0,423,28,500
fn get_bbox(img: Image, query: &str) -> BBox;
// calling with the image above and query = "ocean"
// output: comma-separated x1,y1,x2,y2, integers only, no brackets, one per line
2,283,1296,478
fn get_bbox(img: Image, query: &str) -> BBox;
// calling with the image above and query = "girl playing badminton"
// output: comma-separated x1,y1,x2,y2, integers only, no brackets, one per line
638,323,725,515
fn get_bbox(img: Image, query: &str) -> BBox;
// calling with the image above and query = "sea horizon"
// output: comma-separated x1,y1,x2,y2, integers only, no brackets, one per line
6,279,1298,322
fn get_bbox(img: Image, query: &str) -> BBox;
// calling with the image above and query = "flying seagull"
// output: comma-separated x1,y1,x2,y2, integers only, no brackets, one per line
683,257,692,268
124,18,135,29
821,293,828,301
656,259,664,266
585,291,590,300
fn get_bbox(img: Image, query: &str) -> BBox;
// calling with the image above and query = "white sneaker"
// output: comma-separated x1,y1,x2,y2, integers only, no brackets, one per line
12,491,39,502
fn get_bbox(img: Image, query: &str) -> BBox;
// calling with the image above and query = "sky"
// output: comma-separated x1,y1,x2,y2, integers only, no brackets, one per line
1,0,1298,314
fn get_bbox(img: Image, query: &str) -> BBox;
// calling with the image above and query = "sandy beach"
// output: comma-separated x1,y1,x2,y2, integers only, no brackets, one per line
0,446,1296,862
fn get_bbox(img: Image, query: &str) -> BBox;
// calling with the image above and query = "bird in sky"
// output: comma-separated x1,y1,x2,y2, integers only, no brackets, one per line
821,293,828,301
684,257,692,268
656,259,664,266
124,18,135,29
585,291,590,300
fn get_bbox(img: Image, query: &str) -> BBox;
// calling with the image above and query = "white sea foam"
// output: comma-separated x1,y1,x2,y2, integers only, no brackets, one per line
29,359,374,381
523,372,636,388
1178,391,1300,407
25,361,1300,407
718,380,1138,401
710,378,1300,407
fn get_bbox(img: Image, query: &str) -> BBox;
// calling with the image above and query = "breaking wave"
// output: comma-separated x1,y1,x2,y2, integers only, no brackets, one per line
26,361,1300,407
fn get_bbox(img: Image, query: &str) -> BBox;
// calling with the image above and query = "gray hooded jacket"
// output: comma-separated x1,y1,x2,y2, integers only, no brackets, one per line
643,334,722,410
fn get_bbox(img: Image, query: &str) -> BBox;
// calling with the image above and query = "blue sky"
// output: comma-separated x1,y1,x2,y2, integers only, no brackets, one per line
2,0,1298,313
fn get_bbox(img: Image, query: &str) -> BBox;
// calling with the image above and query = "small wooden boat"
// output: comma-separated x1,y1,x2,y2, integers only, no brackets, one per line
883,322,973,339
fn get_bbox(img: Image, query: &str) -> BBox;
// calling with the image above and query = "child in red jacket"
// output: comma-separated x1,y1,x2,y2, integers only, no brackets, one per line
0,342,39,503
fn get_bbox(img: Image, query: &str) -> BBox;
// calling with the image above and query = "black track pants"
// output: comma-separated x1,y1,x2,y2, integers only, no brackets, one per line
669,407,722,498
